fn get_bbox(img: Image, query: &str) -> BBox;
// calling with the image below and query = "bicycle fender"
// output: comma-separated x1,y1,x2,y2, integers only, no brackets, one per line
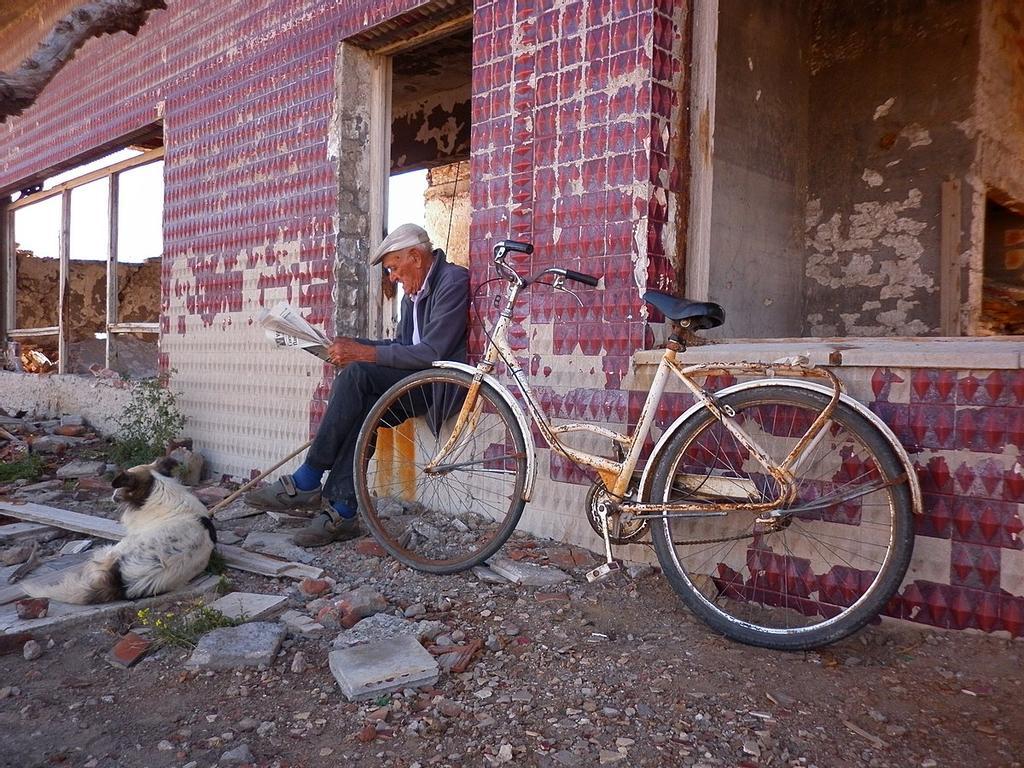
638,378,922,516
432,361,537,502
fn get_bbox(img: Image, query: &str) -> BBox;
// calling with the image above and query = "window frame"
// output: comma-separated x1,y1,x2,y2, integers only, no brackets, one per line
2,146,164,374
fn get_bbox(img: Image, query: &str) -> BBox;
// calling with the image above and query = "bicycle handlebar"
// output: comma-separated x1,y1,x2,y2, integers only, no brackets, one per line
561,269,599,287
493,242,600,288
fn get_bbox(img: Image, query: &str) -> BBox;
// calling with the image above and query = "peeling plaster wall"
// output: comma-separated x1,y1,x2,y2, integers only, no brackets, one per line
392,87,471,173
709,0,808,338
803,0,980,337
976,0,1024,208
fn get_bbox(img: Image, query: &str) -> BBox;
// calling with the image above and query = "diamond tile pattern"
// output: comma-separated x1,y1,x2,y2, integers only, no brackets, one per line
1,0,1021,640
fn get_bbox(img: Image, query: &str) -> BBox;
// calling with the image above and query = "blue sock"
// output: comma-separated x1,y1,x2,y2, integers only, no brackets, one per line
292,463,324,491
330,498,357,519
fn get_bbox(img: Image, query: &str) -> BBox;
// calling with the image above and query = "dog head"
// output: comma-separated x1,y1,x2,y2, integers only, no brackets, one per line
111,457,179,507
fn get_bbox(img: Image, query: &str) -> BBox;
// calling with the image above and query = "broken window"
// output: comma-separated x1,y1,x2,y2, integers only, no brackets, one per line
3,140,163,376
980,196,1024,336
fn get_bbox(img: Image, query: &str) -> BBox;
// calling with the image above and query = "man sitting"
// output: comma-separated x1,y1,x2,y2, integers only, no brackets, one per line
246,223,470,546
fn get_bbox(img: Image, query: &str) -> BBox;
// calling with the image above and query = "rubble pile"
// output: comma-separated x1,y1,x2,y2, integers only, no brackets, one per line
0,416,1021,767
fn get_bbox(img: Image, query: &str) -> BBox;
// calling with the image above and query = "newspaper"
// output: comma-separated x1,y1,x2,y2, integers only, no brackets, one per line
256,302,332,363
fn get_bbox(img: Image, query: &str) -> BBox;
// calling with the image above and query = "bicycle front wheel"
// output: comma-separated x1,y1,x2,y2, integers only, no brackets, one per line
354,368,528,574
649,384,914,650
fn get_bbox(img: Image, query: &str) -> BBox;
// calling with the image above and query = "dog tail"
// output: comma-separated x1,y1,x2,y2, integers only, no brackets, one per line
22,553,126,605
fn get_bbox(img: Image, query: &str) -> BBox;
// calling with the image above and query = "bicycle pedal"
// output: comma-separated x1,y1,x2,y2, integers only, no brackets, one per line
586,560,623,583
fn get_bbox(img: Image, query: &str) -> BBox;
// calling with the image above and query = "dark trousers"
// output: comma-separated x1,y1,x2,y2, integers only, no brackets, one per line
306,362,415,503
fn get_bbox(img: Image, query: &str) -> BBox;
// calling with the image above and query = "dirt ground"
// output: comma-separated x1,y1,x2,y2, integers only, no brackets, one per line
1,425,1023,768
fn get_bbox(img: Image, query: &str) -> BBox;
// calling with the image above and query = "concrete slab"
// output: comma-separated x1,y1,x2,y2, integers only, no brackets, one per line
241,532,316,565
279,609,326,637
471,565,510,584
331,613,444,649
58,539,93,555
56,460,106,479
186,622,286,670
487,557,571,587
209,592,288,622
328,635,439,701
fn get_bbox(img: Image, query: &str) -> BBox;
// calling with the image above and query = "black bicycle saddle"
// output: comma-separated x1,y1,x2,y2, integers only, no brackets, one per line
642,291,725,330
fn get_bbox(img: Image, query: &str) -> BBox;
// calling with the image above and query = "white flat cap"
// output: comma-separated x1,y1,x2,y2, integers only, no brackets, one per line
370,223,432,266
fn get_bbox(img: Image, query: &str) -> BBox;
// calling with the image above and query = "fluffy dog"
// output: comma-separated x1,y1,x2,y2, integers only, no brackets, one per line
24,458,216,604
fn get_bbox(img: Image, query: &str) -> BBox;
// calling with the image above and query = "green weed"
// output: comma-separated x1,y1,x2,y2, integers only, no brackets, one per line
0,453,45,483
136,603,237,648
110,373,185,467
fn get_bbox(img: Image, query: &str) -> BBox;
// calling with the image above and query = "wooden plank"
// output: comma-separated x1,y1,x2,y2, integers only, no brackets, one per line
57,188,70,374
940,179,963,335
0,501,125,539
2,204,13,339
108,322,159,333
106,171,119,370
0,501,322,580
368,52,392,339
685,0,718,302
1,574,220,635
0,522,60,542
7,326,59,337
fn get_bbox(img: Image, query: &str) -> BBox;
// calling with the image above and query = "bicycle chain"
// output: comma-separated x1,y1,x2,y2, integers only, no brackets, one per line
635,530,759,547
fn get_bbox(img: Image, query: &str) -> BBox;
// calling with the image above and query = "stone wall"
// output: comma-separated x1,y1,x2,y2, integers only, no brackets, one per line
14,252,160,340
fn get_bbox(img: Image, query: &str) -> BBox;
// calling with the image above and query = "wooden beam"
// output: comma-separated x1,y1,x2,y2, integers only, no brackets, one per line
1,575,221,630
368,53,393,339
940,179,963,335
8,147,164,212
0,0,168,123
685,0,718,302
2,204,13,340
106,170,119,369
58,188,70,374
108,322,159,333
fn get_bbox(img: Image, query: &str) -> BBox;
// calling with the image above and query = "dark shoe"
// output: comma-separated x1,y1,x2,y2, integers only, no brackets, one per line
244,475,322,511
291,510,363,547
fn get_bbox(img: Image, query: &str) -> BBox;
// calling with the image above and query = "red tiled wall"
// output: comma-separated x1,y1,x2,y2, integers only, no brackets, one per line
0,0,432,348
469,0,687,392
869,368,1024,636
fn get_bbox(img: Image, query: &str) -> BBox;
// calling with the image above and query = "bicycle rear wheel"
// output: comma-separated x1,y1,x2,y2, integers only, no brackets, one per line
354,368,528,574
649,384,913,650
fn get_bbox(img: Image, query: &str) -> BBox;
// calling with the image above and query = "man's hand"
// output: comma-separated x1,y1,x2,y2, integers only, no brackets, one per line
327,337,377,367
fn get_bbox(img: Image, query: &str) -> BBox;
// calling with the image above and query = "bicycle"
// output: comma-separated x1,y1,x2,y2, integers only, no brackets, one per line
354,240,920,650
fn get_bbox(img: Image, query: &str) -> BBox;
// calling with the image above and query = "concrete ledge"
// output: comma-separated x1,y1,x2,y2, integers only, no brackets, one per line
0,372,132,435
632,337,1024,370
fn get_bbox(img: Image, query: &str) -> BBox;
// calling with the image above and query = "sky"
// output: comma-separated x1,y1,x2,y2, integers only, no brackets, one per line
13,148,164,264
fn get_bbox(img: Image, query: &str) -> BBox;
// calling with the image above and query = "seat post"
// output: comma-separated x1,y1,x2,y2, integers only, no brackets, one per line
666,321,688,354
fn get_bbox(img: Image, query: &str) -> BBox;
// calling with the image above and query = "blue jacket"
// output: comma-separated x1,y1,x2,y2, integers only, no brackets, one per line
361,249,469,368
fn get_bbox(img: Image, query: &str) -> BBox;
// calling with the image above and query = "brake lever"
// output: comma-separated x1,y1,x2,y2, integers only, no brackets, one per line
551,274,584,307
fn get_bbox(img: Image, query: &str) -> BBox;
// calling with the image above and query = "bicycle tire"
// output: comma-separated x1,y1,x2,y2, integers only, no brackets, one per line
649,384,914,650
354,368,528,574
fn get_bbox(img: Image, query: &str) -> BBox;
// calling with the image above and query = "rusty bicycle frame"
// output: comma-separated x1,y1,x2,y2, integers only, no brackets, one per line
424,247,847,577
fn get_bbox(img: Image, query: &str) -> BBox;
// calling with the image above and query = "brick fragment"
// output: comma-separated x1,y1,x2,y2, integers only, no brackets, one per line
354,539,386,558
0,634,33,655
299,578,330,597
110,632,153,668
15,598,49,620
535,592,570,604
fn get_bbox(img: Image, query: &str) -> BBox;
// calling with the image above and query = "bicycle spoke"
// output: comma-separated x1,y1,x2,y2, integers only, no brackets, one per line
651,386,912,650
355,370,528,573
